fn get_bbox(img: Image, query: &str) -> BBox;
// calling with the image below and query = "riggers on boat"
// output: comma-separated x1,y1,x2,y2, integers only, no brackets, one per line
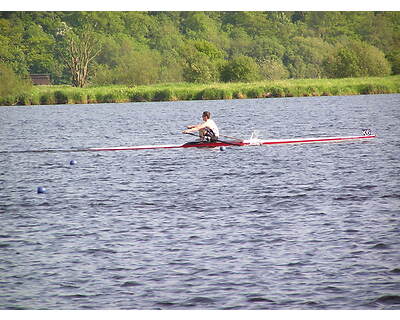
0,129,376,154
87,129,376,152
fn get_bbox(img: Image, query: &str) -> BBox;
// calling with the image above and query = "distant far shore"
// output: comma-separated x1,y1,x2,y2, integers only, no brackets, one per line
2,76,400,106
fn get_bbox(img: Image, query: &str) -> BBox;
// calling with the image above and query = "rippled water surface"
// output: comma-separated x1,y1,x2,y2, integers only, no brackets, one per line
0,94,399,310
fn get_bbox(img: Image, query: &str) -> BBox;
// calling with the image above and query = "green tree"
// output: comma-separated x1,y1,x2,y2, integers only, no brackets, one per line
304,12,356,39
23,24,58,74
181,12,229,49
0,63,32,105
258,57,289,80
91,64,115,85
180,40,223,83
0,18,28,75
147,15,185,82
324,47,361,78
222,12,269,37
114,49,161,85
96,34,145,67
62,25,102,87
225,27,253,57
354,41,392,76
387,50,400,74
191,40,225,60
356,12,399,54
324,40,391,78
221,55,260,82
248,36,286,61
284,37,334,78
123,12,157,44
158,51,185,83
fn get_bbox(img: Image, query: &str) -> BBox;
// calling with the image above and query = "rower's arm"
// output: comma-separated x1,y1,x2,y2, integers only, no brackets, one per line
183,122,206,133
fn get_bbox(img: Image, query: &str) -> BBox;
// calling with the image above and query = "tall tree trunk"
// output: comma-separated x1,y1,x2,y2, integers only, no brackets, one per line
65,28,101,87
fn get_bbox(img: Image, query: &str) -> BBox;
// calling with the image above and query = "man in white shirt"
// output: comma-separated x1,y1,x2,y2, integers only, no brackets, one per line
182,111,220,142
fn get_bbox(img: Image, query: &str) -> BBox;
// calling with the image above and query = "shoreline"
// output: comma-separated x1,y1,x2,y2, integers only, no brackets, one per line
2,76,400,106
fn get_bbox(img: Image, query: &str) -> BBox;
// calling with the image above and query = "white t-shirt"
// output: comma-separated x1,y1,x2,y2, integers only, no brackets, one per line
203,119,219,137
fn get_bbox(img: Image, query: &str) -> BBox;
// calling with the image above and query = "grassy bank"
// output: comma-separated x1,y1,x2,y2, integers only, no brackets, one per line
2,76,400,106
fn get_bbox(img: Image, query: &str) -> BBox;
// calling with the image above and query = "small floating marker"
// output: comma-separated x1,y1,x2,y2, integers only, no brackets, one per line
70,160,77,165
37,187,47,194
220,146,226,151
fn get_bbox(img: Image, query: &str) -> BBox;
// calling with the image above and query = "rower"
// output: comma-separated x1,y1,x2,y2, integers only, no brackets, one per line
182,111,220,142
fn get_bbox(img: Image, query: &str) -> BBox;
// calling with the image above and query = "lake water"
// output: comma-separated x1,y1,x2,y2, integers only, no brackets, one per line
0,94,399,310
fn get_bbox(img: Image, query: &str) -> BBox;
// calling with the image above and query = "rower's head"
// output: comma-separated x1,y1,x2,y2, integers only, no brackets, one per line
202,111,211,120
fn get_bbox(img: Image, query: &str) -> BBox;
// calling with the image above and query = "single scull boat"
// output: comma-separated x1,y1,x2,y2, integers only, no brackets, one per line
0,130,376,154
87,130,376,152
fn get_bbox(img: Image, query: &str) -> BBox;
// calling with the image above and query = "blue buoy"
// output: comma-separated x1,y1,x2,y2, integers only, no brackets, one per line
220,146,226,151
70,160,77,165
37,187,47,194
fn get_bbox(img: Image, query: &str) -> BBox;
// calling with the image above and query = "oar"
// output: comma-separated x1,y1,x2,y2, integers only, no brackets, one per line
183,132,241,146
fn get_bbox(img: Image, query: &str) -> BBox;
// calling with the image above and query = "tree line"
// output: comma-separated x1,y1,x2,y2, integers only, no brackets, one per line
0,11,399,89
